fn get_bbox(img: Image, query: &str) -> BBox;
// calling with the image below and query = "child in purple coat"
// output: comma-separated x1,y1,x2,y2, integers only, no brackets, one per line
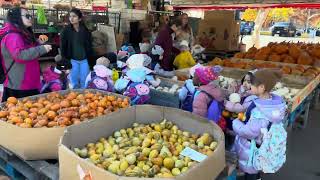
232,69,287,180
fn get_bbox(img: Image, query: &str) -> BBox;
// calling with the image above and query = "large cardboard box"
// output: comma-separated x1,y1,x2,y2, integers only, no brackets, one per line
59,105,225,180
0,89,128,160
197,10,240,51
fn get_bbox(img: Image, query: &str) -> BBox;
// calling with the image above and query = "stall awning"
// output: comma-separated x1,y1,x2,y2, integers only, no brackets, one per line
173,2,320,10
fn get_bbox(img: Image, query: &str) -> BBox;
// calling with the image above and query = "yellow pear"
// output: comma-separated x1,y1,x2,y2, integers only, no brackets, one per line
172,168,181,176
163,158,175,170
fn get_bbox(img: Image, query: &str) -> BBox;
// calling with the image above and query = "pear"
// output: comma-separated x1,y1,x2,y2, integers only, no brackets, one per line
103,146,114,158
172,168,181,176
163,158,175,170
125,154,136,165
175,160,184,169
142,148,151,156
181,166,189,173
87,143,95,149
154,124,162,132
89,154,101,164
108,161,120,174
171,125,178,134
119,160,129,172
142,138,152,148
210,141,218,150
107,137,115,146
96,146,104,154
149,149,159,159
142,164,151,172
160,146,172,158
125,146,138,155
132,122,139,127
114,131,121,138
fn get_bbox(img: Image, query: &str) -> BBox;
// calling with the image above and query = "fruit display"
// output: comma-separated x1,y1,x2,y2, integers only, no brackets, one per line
233,42,320,66
0,91,130,128
208,58,320,78
73,120,218,178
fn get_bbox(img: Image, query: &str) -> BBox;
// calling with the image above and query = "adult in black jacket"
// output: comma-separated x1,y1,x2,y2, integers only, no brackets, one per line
60,8,93,89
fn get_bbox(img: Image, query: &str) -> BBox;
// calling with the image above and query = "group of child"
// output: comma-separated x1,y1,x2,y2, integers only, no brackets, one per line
178,65,287,180
40,39,287,180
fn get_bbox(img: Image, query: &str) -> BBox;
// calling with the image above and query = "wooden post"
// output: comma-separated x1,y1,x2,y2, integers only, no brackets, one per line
251,8,270,48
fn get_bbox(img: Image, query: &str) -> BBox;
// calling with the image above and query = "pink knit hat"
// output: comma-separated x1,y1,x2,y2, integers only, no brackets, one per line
195,66,222,85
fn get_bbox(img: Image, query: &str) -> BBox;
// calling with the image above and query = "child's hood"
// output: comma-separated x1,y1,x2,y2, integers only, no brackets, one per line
254,94,287,124
93,65,112,77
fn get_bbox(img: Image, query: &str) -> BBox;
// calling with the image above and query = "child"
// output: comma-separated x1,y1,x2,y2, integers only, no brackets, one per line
192,66,226,122
41,55,70,93
114,54,159,104
173,40,196,69
85,57,114,92
232,69,287,180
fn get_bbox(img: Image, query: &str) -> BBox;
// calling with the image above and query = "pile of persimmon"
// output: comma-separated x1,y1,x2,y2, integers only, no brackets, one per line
0,91,130,128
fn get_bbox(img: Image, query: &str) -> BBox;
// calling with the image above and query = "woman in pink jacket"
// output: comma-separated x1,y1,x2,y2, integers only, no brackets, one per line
0,7,52,102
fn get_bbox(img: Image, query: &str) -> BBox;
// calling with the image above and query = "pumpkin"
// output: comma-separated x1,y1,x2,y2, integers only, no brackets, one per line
297,52,313,65
268,54,281,62
288,44,301,59
282,55,296,64
273,44,288,54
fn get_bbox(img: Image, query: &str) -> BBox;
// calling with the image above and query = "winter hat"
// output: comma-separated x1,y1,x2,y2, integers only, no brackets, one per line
93,65,112,78
126,54,153,74
189,63,204,77
180,40,189,48
121,45,136,56
126,68,147,83
139,43,151,53
152,45,164,56
118,50,129,61
96,57,110,68
194,66,222,85
252,69,282,92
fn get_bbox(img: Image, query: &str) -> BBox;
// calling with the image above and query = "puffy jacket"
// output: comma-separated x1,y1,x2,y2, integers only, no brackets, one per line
1,23,47,90
173,51,196,69
232,94,287,174
192,82,225,118
42,66,63,92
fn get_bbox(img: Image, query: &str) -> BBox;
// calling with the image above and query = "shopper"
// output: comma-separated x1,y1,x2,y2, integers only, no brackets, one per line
176,13,194,47
0,7,52,102
154,18,182,72
60,8,93,89
233,69,287,180
173,40,196,69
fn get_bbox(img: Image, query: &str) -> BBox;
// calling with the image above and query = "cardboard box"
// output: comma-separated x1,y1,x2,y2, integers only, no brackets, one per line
197,11,240,51
0,89,128,160
59,105,226,180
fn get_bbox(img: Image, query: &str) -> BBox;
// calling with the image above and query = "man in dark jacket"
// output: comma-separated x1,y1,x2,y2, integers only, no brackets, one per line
154,18,182,71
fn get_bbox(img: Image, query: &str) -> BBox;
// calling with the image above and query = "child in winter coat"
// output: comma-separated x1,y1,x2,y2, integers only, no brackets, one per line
232,69,287,179
114,54,160,104
173,40,196,69
85,57,114,92
192,66,226,120
41,55,71,93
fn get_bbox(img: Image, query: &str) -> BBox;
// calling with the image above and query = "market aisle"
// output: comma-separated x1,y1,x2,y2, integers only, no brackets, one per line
263,109,320,180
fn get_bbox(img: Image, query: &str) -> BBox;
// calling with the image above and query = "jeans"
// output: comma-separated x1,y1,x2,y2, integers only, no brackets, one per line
70,59,90,89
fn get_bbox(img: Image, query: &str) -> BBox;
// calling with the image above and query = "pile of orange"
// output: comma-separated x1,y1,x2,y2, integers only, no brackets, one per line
0,91,130,128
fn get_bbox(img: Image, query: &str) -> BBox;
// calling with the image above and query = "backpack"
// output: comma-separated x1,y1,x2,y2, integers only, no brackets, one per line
248,123,287,173
0,31,14,84
87,72,113,92
40,79,66,93
123,81,150,105
180,88,222,123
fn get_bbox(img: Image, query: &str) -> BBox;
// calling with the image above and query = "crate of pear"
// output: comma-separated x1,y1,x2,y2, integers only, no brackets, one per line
73,120,218,178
